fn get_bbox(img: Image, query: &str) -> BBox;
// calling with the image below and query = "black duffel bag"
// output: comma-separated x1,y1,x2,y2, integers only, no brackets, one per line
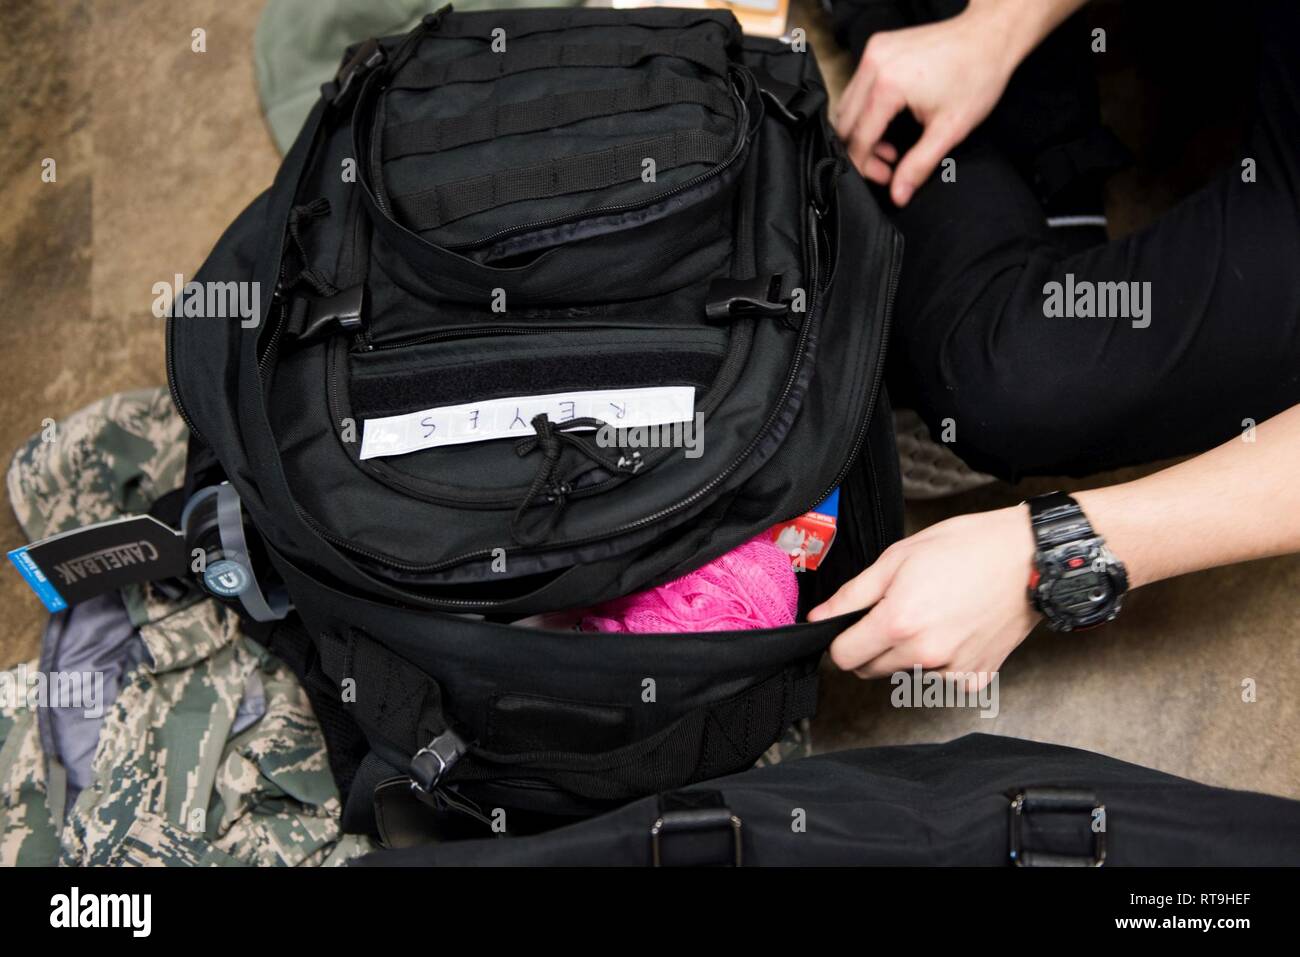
355,734,1300,865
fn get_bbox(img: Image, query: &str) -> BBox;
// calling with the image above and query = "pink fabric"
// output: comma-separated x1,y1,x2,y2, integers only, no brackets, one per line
578,536,798,633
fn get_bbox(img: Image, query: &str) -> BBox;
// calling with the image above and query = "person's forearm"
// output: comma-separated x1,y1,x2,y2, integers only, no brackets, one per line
1075,405,1300,589
966,0,1091,76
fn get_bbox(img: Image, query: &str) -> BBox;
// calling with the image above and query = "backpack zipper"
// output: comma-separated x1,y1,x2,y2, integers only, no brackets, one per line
165,313,207,446
796,224,902,520
364,322,595,353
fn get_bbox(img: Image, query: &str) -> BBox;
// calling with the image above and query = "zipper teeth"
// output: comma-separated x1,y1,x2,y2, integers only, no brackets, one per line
368,323,578,352
296,509,489,607
166,316,206,445
454,143,741,251
257,302,287,376
798,224,902,517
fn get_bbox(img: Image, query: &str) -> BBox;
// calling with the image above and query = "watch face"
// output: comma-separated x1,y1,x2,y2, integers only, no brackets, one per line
1037,541,1124,629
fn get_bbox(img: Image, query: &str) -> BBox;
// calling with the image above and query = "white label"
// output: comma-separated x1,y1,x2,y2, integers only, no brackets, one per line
359,386,696,460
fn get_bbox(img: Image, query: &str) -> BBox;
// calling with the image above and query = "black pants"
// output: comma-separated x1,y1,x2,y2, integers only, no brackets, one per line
834,0,1300,479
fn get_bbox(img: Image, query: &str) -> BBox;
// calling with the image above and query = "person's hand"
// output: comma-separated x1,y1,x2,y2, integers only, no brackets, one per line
832,2,1022,206
808,506,1041,688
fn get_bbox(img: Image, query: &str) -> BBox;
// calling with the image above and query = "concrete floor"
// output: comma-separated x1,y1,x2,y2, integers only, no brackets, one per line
1,1,1295,799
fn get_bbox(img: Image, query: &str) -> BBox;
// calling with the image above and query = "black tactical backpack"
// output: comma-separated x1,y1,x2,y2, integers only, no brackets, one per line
168,5,904,834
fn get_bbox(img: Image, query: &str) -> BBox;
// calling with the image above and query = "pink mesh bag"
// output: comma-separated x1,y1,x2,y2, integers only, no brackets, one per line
578,536,799,633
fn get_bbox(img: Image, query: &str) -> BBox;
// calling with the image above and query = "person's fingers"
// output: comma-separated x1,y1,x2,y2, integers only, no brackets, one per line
827,604,897,672
890,116,957,206
808,546,904,622
853,634,952,680
860,142,898,185
862,155,893,185
846,83,904,178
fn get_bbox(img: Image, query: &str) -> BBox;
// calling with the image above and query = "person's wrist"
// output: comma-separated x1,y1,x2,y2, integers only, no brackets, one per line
963,0,1060,81
1073,487,1150,589
1005,503,1037,572
1008,504,1045,625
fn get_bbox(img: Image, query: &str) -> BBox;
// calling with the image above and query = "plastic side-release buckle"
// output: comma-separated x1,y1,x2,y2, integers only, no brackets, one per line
288,284,365,344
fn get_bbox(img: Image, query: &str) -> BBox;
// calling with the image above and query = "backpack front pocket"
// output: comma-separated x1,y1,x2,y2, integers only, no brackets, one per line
370,16,751,261
333,323,741,502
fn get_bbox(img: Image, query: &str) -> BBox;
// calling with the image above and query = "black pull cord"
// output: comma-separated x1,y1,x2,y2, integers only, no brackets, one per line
510,413,633,546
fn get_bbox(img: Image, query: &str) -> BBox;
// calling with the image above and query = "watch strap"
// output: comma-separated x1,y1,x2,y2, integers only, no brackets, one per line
1027,491,1096,550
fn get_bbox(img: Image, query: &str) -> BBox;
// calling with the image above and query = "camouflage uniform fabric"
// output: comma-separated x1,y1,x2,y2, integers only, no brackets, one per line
0,388,372,866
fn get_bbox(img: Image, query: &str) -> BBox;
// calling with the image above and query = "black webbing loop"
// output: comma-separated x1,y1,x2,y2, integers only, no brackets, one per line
392,129,731,231
388,37,731,91
383,77,735,160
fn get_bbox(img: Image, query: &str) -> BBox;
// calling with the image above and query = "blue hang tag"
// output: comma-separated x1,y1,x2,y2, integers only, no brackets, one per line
8,546,68,612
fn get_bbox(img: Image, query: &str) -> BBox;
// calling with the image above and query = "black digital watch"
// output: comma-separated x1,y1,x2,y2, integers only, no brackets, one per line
1025,491,1128,632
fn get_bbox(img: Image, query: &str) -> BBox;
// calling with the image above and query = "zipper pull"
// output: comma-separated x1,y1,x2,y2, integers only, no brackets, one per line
329,38,386,109
386,4,452,80
704,274,789,322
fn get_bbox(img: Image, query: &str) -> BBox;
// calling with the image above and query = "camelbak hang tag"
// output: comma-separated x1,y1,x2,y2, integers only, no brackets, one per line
359,386,696,460
8,515,187,612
